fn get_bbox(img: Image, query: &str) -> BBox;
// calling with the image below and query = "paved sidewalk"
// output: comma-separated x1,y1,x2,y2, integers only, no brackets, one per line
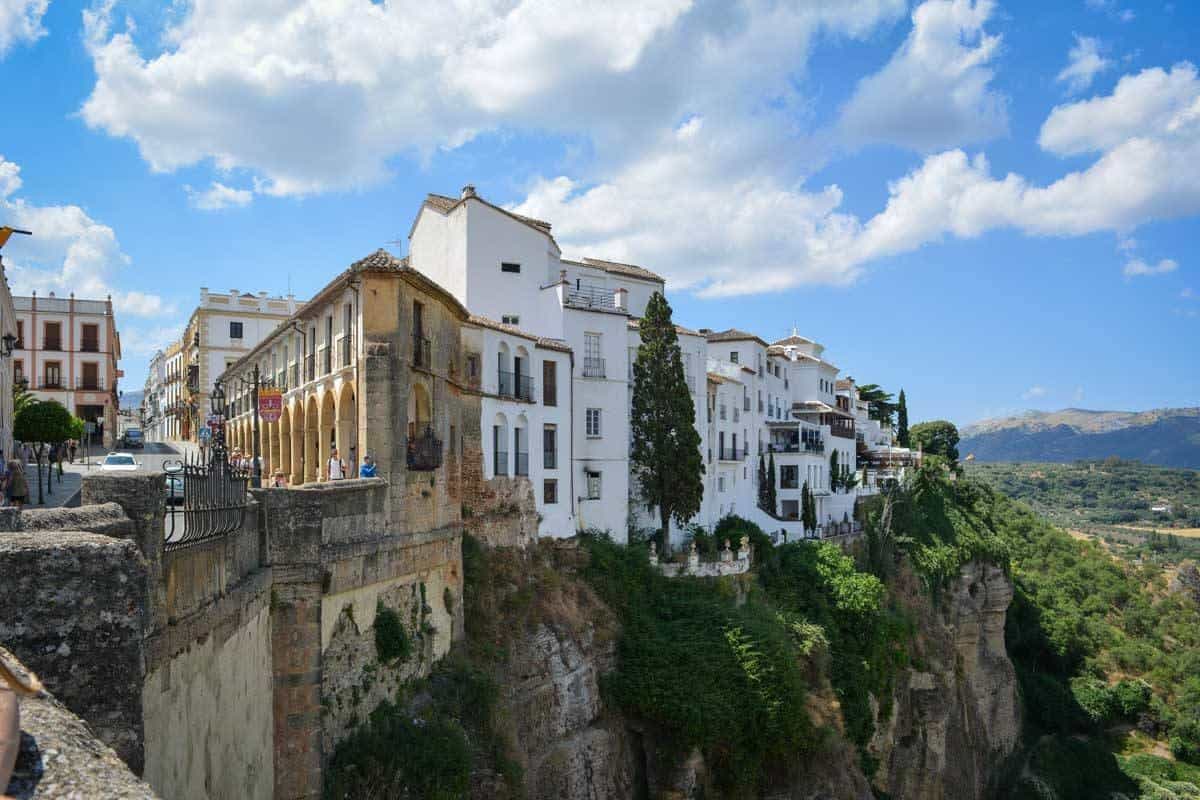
16,463,82,509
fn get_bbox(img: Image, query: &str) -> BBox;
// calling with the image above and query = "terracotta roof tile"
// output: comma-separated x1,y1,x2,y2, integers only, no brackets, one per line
705,328,769,347
467,314,572,353
577,257,664,283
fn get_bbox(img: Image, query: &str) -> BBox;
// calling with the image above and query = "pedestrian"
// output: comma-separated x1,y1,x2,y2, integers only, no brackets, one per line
6,461,28,508
271,470,287,488
327,447,346,480
68,440,76,463
359,454,377,478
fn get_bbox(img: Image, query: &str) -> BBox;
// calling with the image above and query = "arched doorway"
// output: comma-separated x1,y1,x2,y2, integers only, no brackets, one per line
278,404,292,484
304,395,319,484
319,390,336,479
336,382,357,474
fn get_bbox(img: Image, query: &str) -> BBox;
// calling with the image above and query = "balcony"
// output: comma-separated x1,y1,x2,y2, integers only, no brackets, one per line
406,426,443,471
582,357,606,378
76,377,104,391
340,336,352,368
412,336,431,369
81,340,100,353
564,286,615,310
497,370,515,398
514,451,529,476
304,354,315,383
494,450,509,476
831,418,856,440
780,479,800,490
321,346,332,375
516,373,535,402
718,446,747,461
292,364,300,387
38,378,65,390
42,339,62,352
543,449,557,470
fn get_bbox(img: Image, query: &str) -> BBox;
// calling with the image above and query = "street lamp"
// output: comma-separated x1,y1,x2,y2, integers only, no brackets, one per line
1,333,16,357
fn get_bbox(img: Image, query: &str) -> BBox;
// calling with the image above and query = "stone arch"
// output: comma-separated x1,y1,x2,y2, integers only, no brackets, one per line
496,341,512,396
289,398,305,485
278,404,291,484
319,389,337,479
514,412,529,476
335,381,357,473
304,394,319,483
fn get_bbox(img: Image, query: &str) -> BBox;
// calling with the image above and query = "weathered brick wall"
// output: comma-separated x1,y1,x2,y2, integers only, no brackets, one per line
0,530,148,772
458,408,539,547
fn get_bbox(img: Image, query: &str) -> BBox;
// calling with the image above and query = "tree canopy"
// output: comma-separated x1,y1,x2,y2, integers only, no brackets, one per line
631,292,704,536
856,383,897,426
15,400,75,447
910,420,960,465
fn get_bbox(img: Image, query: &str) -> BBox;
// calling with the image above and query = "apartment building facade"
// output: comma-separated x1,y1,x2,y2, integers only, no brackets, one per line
141,349,166,441
0,260,16,456
167,288,303,442
12,291,121,448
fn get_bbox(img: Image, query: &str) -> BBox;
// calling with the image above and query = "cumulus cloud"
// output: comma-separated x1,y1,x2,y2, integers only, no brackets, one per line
1057,35,1110,94
838,0,1007,151
515,61,1200,296
0,156,173,317
79,0,905,195
1123,257,1178,277
186,181,253,211
0,0,48,59
1022,386,1047,400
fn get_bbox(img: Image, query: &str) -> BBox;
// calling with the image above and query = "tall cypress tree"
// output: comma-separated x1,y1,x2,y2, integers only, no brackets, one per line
829,449,840,492
757,453,769,510
767,450,777,514
631,292,705,536
897,388,910,448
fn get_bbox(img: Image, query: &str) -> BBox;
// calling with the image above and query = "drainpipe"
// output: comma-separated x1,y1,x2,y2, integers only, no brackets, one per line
569,350,577,531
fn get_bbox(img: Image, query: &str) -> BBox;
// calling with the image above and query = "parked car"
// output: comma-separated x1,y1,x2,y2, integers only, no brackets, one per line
100,452,141,471
121,429,144,449
164,473,184,505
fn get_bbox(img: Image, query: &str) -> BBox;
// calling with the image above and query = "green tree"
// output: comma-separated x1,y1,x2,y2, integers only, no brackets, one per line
757,454,769,511
910,420,960,465
856,383,897,425
14,400,75,505
897,389,910,448
802,482,816,534
767,450,777,514
12,380,34,419
631,292,704,536
829,449,840,492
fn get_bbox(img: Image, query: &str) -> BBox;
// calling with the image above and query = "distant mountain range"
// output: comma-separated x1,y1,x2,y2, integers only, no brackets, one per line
960,407,1200,469
119,390,143,412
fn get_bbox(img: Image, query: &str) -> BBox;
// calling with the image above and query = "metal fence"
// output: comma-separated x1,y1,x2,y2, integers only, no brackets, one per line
163,452,251,550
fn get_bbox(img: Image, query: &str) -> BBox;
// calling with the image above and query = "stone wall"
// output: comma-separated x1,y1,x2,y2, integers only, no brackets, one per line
2,646,159,799
0,531,147,772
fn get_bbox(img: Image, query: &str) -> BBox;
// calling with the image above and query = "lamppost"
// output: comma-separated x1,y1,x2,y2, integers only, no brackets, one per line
209,382,227,463
219,364,266,488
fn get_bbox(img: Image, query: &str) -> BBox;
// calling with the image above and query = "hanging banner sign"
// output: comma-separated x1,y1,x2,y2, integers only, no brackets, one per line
259,388,283,423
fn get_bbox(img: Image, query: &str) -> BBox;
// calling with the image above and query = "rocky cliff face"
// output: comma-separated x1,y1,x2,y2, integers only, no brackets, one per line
869,561,1021,800
473,545,1019,800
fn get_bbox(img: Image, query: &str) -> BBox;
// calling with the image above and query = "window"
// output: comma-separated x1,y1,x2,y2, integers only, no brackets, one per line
501,262,521,273
13,360,23,385
502,315,520,326
586,408,602,437
583,333,603,377
43,322,62,351
44,361,61,388
544,479,558,504
718,476,726,492
229,321,244,339
467,354,480,380
543,425,557,469
730,351,739,364
81,323,99,352
586,470,602,500
15,321,22,349
81,362,100,390
543,360,557,406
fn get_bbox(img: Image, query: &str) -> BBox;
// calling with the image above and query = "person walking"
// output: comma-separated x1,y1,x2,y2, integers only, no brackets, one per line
359,454,377,478
327,448,346,481
68,440,77,464
6,461,28,508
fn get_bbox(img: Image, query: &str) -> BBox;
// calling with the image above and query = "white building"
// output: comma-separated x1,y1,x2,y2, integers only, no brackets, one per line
142,349,167,441
0,256,16,457
12,292,121,448
408,186,671,539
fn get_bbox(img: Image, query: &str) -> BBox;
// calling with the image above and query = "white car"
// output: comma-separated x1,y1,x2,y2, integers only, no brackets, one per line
100,452,141,471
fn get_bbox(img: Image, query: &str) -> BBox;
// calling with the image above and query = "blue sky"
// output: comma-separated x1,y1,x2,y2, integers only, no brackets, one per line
0,0,1197,427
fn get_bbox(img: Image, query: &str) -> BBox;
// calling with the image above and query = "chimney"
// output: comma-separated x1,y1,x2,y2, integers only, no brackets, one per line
461,184,476,199
614,287,628,311
559,269,567,284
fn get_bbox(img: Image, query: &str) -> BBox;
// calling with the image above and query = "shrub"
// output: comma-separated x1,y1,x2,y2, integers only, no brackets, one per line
374,602,412,664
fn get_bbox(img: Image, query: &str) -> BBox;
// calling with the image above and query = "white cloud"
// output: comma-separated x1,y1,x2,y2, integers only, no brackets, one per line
186,181,252,211
0,0,48,59
1057,35,1110,94
838,0,1007,151
1183,287,1195,298
1022,385,1048,400
0,155,173,317
515,60,1200,297
79,0,905,196
1123,257,1178,277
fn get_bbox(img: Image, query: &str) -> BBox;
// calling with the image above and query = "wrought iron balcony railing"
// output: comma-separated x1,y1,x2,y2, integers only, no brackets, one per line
304,354,315,383
582,357,605,378
718,446,747,461
340,336,352,368
42,339,62,352
407,426,443,471
76,377,104,391
516,373,535,402
543,449,557,469
514,451,529,476
497,370,515,398
494,450,509,476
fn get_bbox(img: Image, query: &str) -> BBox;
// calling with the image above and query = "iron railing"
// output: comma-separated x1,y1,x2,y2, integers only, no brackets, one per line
582,357,605,378
718,446,747,461
543,449,557,469
304,354,315,383
340,336,352,367
321,346,332,375
494,450,509,476
164,453,250,550
516,374,535,402
76,377,104,391
564,287,615,309
497,370,515,398
514,451,529,476
407,426,443,471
